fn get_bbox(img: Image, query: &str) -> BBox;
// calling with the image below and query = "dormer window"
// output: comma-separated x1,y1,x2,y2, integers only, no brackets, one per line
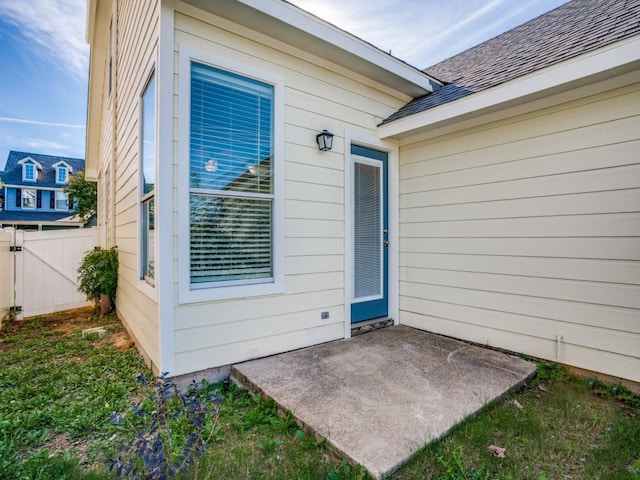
57,166,68,184
52,161,73,184
18,157,42,182
24,163,36,181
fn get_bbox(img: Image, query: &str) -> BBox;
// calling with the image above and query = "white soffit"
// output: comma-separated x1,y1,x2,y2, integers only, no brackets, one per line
181,0,440,97
379,35,640,141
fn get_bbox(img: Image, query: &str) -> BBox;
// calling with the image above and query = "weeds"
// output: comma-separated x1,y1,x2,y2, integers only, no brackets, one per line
296,429,326,449
0,306,19,332
255,435,282,459
328,459,367,480
587,378,640,409
434,447,490,479
107,373,222,479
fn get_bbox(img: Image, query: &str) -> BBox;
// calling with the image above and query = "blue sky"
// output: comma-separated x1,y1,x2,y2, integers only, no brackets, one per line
0,0,567,170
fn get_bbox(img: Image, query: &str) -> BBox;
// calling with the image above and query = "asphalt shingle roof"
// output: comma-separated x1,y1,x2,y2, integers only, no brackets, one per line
383,0,640,123
0,150,85,188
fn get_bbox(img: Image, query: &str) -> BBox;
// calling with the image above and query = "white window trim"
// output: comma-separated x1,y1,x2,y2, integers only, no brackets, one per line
137,58,158,301
177,44,284,304
52,161,73,184
18,157,41,182
22,163,37,182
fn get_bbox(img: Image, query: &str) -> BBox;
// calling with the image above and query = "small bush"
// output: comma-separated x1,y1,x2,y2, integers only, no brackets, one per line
77,246,118,302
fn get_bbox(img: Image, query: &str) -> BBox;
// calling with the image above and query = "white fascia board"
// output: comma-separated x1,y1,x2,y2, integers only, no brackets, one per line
379,35,640,140
84,0,109,179
17,157,43,169
183,0,439,96
86,0,97,43
241,0,438,91
52,160,73,171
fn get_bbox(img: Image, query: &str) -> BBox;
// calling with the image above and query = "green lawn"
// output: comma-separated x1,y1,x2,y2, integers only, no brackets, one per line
0,310,638,479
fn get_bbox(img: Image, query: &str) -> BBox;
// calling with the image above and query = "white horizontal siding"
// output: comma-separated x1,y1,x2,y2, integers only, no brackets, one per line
399,81,640,382
171,9,404,375
92,0,161,371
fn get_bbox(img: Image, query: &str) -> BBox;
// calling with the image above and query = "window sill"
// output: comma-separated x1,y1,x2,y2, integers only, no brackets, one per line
178,280,283,305
137,277,157,302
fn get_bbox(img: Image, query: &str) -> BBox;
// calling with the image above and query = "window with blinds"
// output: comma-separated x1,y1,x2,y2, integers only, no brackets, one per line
353,160,382,300
141,72,156,283
189,62,274,287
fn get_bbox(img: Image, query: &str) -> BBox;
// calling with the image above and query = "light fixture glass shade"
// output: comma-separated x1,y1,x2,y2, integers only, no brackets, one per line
316,129,334,151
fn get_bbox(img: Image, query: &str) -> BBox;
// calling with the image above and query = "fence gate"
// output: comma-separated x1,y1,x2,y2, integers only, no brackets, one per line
3,228,98,319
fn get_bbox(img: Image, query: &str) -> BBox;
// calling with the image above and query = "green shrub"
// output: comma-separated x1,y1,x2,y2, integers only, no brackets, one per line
77,246,118,302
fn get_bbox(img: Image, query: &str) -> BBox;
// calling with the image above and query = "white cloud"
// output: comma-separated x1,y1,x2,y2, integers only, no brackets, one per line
25,138,69,151
0,0,88,82
0,116,85,129
289,0,565,67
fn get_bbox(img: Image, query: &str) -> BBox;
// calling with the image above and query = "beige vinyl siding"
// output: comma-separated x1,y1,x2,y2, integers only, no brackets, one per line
171,9,405,376
98,90,114,246
92,0,161,371
398,81,640,382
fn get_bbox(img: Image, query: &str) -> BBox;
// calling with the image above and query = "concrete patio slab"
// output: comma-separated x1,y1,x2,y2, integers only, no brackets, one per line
231,325,536,479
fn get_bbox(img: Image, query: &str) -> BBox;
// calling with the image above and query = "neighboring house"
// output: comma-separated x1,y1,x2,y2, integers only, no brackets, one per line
85,0,640,384
0,151,86,230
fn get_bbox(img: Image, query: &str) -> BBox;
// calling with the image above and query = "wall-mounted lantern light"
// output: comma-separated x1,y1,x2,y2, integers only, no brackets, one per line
316,129,334,151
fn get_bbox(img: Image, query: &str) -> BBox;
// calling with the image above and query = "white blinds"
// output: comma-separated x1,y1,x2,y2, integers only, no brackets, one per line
354,160,381,299
190,64,272,194
190,195,272,283
189,62,274,286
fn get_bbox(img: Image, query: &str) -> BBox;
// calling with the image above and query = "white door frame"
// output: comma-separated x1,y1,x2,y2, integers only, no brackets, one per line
343,132,399,338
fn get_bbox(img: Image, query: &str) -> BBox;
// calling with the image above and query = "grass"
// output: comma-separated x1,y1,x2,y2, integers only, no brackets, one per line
0,310,147,479
393,363,640,480
1,310,638,479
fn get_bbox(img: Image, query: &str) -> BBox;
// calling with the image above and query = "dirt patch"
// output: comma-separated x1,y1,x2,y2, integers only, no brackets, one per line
38,432,89,463
1,307,96,339
108,331,135,351
50,308,97,336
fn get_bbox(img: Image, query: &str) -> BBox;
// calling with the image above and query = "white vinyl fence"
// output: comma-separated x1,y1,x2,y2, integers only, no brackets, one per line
1,228,98,319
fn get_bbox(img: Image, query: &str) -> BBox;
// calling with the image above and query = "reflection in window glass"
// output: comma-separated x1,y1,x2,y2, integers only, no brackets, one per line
22,189,36,209
55,191,68,210
141,73,156,282
24,163,35,181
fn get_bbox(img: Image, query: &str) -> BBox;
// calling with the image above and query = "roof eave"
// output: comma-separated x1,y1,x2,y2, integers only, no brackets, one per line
3,184,69,190
181,0,441,97
379,34,640,140
84,0,109,180
86,0,97,43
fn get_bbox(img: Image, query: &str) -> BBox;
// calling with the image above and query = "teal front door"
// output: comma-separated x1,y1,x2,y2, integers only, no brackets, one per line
350,145,388,323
